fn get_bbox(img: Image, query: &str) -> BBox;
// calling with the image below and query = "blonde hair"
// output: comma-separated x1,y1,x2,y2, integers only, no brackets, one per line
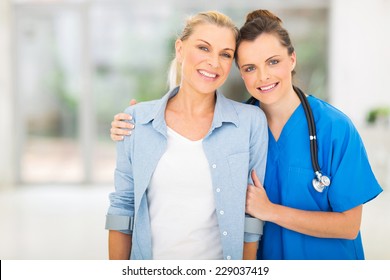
168,11,239,90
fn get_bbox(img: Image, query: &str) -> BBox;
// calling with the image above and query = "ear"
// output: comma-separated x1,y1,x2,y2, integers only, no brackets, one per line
290,51,297,71
175,39,184,63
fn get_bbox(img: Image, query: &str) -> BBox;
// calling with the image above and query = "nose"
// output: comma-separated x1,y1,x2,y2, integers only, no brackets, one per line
258,67,270,81
207,53,220,68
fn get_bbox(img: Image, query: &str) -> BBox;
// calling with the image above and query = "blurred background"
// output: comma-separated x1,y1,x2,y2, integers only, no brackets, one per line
0,0,389,259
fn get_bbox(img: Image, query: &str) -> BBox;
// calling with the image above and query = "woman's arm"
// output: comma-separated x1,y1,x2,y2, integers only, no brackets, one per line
246,171,362,240
109,230,132,260
243,242,258,260
106,113,136,258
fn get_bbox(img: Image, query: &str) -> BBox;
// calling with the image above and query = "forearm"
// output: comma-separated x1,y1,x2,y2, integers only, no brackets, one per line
267,204,362,239
108,230,132,259
243,241,258,260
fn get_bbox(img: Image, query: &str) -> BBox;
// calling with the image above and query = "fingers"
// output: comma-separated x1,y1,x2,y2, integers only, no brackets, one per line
246,184,258,197
129,99,137,106
114,113,132,122
110,128,130,141
110,122,134,142
245,185,258,215
111,120,134,130
111,113,135,142
110,126,131,136
111,134,125,141
251,170,262,188
246,183,265,219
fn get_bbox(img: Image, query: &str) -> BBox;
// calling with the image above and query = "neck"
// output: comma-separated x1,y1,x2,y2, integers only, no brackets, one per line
164,87,216,141
169,87,216,116
261,87,301,140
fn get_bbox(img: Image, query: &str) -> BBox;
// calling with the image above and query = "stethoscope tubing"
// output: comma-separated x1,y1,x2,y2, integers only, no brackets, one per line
293,86,321,174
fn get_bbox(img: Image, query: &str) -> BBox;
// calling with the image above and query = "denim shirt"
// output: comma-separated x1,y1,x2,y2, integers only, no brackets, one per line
106,87,268,260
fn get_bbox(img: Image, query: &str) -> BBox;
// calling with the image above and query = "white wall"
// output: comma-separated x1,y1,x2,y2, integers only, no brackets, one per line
0,0,15,188
3,0,390,188
329,0,390,126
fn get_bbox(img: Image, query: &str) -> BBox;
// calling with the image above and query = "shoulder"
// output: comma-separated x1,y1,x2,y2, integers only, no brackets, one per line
228,98,266,120
215,92,267,129
123,90,175,122
309,96,356,130
226,100,268,141
123,99,159,115
123,99,160,123
309,96,361,144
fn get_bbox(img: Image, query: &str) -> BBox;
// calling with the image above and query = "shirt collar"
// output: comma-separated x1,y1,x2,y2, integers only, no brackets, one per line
137,86,240,133
213,90,240,129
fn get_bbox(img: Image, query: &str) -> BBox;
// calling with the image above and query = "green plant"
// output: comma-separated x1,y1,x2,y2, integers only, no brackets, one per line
366,107,390,124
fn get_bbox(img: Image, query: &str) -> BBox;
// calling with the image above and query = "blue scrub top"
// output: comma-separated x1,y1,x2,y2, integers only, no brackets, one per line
257,95,383,260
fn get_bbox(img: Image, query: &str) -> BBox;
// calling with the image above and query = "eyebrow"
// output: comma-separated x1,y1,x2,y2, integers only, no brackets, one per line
240,55,280,69
265,55,280,62
196,39,235,52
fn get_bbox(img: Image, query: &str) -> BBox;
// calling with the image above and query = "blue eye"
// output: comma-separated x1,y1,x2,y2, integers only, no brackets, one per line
221,53,232,59
269,59,279,65
244,66,255,72
199,46,209,51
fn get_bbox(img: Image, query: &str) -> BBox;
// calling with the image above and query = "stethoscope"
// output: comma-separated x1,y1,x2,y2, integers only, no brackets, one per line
246,86,331,192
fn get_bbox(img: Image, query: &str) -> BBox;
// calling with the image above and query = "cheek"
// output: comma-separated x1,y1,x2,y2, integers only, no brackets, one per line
273,64,292,80
242,74,255,87
281,68,292,79
241,76,258,94
185,54,197,66
223,61,233,73
184,51,203,66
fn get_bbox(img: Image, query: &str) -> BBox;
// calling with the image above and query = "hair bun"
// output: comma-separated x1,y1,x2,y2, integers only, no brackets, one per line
245,9,283,25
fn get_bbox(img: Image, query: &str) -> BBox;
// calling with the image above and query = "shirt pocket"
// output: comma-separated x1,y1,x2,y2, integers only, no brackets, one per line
227,152,250,192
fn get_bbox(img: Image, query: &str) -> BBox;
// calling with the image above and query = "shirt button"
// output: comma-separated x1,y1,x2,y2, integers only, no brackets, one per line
223,231,228,236
226,255,231,260
216,188,221,193
212,164,217,169
219,210,224,215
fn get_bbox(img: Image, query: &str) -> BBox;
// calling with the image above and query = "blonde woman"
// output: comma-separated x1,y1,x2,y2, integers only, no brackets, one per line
105,11,268,260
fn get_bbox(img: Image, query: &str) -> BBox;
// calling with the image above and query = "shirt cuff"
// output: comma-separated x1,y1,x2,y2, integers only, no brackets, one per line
105,215,134,235
244,216,263,242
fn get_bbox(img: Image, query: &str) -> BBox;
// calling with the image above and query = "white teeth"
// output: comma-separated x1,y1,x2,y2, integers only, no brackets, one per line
260,83,277,91
199,70,216,78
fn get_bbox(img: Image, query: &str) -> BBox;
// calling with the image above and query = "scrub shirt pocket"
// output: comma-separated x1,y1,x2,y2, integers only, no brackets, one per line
287,166,330,211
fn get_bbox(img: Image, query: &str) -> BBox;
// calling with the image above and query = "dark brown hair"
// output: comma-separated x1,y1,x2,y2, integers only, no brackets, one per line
236,9,295,73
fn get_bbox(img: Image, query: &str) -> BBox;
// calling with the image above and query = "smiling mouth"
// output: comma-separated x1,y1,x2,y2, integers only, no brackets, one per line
198,70,218,79
257,82,279,92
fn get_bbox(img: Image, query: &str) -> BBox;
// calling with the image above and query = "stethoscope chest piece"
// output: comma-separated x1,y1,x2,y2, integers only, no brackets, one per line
312,172,331,193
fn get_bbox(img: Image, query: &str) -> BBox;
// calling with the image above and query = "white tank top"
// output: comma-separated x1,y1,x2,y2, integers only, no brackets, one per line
147,127,223,259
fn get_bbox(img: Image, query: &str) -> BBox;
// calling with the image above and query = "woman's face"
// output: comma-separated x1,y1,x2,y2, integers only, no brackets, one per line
237,33,296,106
176,23,236,95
